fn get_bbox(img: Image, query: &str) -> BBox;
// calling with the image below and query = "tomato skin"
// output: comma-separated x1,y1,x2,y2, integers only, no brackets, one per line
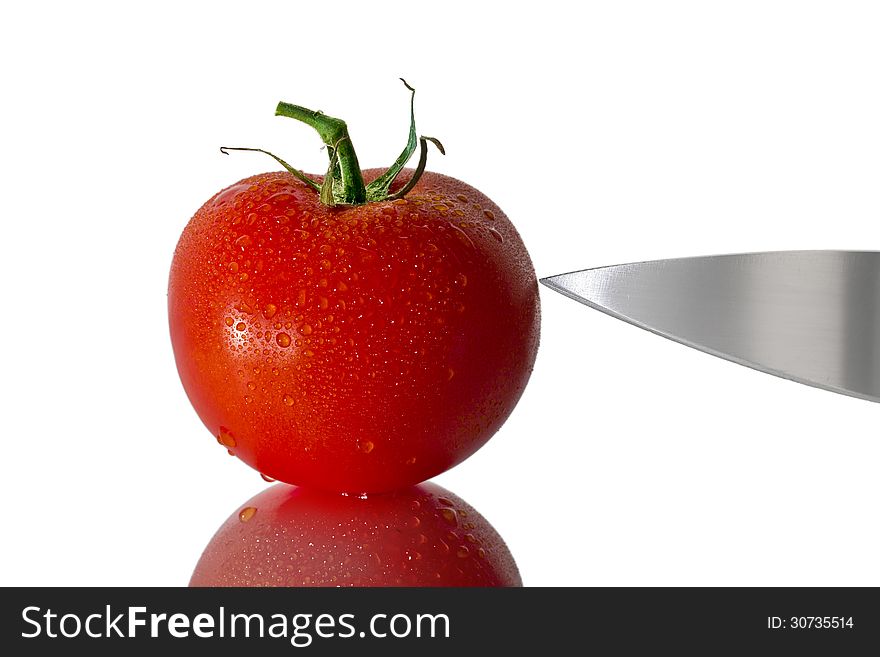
190,482,521,587
169,169,539,493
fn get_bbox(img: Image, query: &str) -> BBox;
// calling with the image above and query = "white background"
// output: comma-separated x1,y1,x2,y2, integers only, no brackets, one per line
2,1,879,586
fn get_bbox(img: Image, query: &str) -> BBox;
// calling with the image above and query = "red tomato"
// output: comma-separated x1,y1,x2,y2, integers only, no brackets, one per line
190,482,522,587
169,168,539,492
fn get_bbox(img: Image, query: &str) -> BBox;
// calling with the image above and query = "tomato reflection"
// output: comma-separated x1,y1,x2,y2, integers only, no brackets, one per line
190,482,521,587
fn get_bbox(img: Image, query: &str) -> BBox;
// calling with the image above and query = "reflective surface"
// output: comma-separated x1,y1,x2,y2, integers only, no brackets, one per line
190,482,522,587
542,251,880,403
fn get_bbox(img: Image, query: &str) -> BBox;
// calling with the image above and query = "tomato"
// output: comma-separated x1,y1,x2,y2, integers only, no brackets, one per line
190,482,522,587
169,88,539,492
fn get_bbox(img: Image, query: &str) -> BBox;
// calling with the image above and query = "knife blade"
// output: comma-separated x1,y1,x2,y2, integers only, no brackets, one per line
541,250,880,403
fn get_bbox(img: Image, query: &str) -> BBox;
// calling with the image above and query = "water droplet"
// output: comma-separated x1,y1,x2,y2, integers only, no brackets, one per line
282,393,295,406
407,516,421,529
260,473,275,482
446,368,455,381
437,497,454,507
416,533,428,545
246,381,256,390
337,281,348,292
228,262,239,273
478,548,486,559
405,456,417,465
300,324,313,335
227,449,236,456
276,332,291,347
483,209,495,220
263,303,277,319
239,506,257,522
234,235,252,249
213,183,249,207
456,194,469,203
359,440,375,454
236,322,247,331
224,317,234,327
456,545,470,558
410,500,421,511
465,533,477,543
440,508,458,526
488,228,504,243
217,430,236,448
437,539,450,555
455,273,468,287
405,549,422,561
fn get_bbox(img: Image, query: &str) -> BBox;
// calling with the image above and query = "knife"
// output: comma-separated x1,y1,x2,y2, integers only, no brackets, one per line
541,250,880,403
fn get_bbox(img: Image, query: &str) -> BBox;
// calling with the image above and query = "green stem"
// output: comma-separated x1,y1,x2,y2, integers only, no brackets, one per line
223,81,442,206
275,103,366,206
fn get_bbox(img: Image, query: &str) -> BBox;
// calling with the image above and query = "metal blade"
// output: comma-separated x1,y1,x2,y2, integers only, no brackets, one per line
541,251,880,403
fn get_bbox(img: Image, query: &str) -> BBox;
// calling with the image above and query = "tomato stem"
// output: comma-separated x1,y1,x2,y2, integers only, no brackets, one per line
274,103,367,206
223,81,443,207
